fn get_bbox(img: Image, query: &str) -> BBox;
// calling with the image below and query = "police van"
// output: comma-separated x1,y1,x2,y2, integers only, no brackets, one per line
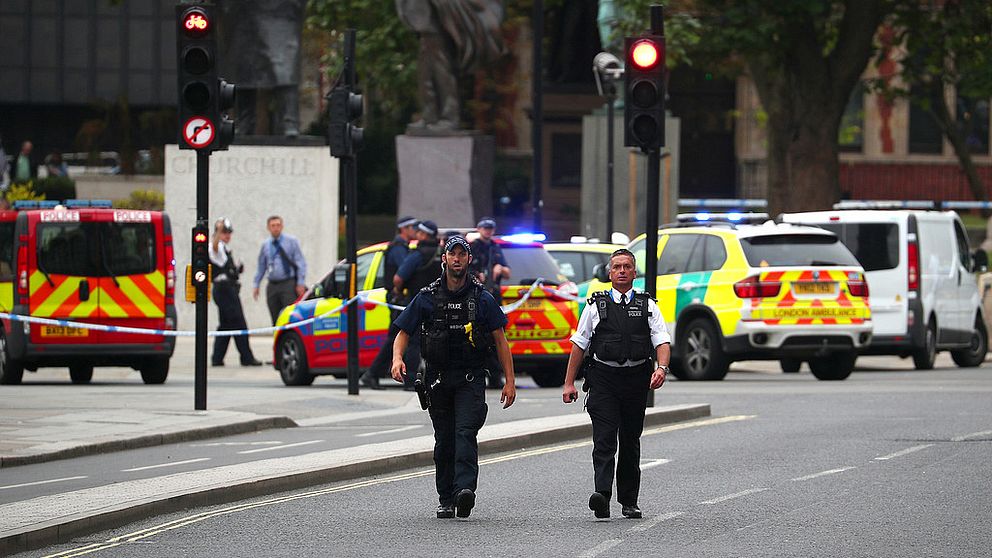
0,201,177,385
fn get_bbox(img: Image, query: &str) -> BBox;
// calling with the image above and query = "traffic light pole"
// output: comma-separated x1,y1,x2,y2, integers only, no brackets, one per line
195,151,209,410
644,4,664,408
342,29,360,396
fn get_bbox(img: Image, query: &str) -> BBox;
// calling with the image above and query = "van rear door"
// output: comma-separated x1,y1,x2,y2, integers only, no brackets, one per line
30,210,102,344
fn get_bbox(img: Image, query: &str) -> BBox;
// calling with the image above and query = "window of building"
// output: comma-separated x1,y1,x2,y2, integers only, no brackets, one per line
908,84,944,154
838,83,865,153
956,94,990,155
550,133,581,188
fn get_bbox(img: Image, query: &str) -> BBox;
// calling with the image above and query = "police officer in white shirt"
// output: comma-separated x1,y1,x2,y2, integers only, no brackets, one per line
563,248,670,520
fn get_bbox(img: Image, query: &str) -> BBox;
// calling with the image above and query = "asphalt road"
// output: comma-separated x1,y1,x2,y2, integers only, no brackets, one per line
12,355,991,557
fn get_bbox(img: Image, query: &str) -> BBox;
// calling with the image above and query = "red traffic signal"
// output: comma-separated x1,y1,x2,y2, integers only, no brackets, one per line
630,39,661,70
193,231,208,243
181,9,210,38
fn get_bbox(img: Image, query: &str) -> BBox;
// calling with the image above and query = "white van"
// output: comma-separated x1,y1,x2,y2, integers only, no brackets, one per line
780,209,988,369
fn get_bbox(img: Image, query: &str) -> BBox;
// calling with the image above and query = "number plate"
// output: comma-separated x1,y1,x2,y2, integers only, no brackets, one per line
793,282,835,295
41,326,89,337
521,300,544,309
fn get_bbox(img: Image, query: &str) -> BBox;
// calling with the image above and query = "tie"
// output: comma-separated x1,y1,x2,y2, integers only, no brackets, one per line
620,293,627,305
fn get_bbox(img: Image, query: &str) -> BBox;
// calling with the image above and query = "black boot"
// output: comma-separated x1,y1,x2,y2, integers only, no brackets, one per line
360,371,384,390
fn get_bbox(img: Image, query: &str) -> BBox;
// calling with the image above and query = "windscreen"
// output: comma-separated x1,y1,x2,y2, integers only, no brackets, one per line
816,223,899,272
740,234,860,267
501,245,565,286
37,222,156,277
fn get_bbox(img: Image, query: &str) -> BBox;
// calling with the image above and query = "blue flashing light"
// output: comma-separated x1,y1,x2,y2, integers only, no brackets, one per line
695,212,711,221
726,212,743,222
500,232,547,244
65,199,113,208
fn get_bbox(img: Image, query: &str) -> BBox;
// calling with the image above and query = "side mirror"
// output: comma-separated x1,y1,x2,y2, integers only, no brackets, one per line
593,263,610,283
332,265,350,298
973,250,989,273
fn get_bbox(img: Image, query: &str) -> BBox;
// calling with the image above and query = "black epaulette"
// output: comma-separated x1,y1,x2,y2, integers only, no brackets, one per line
423,277,443,294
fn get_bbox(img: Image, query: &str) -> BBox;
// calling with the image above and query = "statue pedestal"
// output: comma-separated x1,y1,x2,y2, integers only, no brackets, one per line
396,134,494,228
164,144,339,331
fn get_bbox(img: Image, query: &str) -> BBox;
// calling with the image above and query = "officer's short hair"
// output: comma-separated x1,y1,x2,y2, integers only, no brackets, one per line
610,248,636,268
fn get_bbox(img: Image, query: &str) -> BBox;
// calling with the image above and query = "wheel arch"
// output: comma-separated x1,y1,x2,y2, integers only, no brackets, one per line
674,304,724,358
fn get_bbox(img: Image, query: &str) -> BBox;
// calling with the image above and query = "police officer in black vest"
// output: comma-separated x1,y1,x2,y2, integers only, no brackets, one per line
391,235,517,519
563,248,670,519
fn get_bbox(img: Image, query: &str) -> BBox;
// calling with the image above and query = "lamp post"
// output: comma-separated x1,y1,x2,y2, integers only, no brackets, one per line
593,52,623,241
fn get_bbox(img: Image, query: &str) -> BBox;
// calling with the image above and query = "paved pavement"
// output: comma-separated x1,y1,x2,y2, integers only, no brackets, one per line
0,336,711,554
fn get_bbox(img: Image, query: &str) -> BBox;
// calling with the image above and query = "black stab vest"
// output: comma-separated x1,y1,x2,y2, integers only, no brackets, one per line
420,279,495,370
588,291,654,363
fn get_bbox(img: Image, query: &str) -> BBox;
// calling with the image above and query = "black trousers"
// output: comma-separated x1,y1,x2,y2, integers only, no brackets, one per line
211,282,256,364
427,368,488,505
266,277,297,325
367,315,421,387
586,361,652,506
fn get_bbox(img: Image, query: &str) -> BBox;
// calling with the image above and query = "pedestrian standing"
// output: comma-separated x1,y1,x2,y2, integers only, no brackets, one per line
469,217,511,389
253,215,307,325
391,235,517,519
361,216,419,389
210,218,263,367
562,248,670,519
13,141,34,183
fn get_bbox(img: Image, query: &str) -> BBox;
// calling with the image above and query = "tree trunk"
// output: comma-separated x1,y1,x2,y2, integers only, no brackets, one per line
927,82,990,216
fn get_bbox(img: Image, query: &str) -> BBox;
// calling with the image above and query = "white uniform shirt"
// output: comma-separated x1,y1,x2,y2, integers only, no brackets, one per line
570,288,671,367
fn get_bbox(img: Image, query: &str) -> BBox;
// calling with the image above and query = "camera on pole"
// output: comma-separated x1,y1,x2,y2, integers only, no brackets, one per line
623,34,666,152
328,86,364,158
176,3,225,152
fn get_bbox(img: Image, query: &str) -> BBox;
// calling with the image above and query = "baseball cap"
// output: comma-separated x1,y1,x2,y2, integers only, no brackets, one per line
477,217,496,229
444,235,472,255
397,215,417,228
417,220,438,236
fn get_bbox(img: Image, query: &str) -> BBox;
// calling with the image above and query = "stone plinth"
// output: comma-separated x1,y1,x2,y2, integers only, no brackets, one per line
165,144,339,332
396,135,494,228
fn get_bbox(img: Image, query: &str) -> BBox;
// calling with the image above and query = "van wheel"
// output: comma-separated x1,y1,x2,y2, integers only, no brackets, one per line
912,321,937,370
672,317,729,381
780,358,802,373
951,320,988,368
277,333,315,386
530,365,566,388
140,358,169,384
0,329,24,385
69,365,94,384
808,351,856,381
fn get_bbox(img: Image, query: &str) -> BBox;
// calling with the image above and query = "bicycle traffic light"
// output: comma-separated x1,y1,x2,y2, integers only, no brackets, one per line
176,4,236,151
624,35,666,151
328,86,364,158
191,225,210,286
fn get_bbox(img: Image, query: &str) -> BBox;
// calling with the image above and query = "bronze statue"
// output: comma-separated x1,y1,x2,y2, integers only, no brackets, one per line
219,0,306,137
397,0,506,135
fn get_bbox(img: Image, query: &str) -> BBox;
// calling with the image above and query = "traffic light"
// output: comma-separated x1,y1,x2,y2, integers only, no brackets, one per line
176,3,223,151
623,35,666,151
191,225,210,287
328,86,364,158
216,78,236,150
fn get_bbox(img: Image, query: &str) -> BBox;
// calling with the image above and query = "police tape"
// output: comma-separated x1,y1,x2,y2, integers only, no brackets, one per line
0,278,579,339
0,296,360,338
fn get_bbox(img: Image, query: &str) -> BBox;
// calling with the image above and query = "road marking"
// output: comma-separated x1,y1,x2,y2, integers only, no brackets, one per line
874,444,933,461
699,488,768,505
189,441,283,447
237,440,324,454
122,458,211,472
45,416,750,557
577,538,622,558
951,429,992,442
640,458,670,470
626,511,683,533
355,425,421,438
790,466,856,482
0,476,87,491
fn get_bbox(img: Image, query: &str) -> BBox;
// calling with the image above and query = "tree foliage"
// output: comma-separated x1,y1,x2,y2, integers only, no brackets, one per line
871,0,992,205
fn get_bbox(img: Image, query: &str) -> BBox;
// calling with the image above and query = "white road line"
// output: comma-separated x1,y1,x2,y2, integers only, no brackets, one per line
0,475,88,491
791,466,856,482
189,441,283,447
355,425,421,438
640,458,671,470
237,440,324,454
122,458,211,472
874,444,933,461
951,429,992,442
577,538,622,558
627,511,683,533
699,488,769,505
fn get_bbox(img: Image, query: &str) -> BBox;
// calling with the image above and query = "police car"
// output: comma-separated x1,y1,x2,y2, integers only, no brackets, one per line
272,233,577,387
585,214,873,380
